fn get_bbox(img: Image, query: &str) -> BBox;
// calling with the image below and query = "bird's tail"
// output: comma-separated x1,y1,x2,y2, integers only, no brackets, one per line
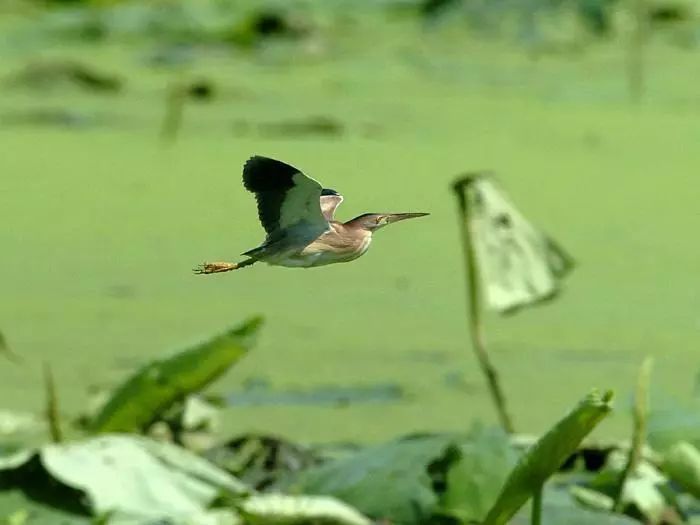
235,258,257,269
241,245,265,258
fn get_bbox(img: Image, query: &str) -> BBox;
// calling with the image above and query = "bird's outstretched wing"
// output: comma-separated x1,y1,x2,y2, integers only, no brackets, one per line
320,189,344,221
242,156,329,236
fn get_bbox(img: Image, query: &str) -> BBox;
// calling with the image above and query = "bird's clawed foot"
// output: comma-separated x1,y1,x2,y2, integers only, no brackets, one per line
193,261,238,275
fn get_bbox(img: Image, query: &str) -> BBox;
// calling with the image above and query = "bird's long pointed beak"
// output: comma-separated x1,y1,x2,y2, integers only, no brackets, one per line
385,212,430,224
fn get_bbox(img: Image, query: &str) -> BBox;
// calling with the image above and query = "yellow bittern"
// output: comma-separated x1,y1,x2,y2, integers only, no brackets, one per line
194,156,428,274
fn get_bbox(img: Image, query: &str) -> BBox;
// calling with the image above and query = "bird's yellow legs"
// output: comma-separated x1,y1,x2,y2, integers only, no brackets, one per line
193,259,256,275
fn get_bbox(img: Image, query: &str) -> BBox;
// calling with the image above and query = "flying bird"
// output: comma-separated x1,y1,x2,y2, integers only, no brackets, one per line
194,156,428,274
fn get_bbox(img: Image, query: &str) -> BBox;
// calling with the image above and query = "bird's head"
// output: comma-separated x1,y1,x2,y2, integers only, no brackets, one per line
349,212,429,232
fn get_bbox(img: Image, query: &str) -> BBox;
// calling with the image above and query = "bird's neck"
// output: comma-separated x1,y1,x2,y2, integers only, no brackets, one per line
334,220,370,236
339,217,370,232
326,221,372,259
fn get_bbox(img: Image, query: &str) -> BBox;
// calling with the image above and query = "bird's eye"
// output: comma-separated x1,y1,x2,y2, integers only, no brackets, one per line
375,217,383,225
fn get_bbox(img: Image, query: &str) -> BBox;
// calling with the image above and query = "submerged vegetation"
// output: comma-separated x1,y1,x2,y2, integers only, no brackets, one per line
3,318,700,524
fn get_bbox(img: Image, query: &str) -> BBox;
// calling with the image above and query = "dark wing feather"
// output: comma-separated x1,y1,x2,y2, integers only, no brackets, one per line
242,156,328,235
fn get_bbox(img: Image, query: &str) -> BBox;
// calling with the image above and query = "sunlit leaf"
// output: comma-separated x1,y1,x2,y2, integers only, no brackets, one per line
0,436,245,524
456,174,574,314
483,389,613,525
618,475,669,523
240,494,371,525
41,434,247,522
90,317,262,433
587,450,669,523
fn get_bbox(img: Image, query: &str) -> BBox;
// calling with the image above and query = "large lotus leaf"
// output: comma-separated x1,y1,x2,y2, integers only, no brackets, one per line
288,434,457,525
483,390,613,525
90,317,262,433
437,425,518,522
40,435,247,522
241,494,371,525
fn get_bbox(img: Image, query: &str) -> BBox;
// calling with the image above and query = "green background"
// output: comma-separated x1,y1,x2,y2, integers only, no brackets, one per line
1,7,699,442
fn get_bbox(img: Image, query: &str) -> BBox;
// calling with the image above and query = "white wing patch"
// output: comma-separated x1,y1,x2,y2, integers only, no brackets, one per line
467,176,574,313
278,172,329,233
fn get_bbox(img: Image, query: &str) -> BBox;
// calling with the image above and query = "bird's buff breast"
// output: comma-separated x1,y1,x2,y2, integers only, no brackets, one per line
271,231,372,268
